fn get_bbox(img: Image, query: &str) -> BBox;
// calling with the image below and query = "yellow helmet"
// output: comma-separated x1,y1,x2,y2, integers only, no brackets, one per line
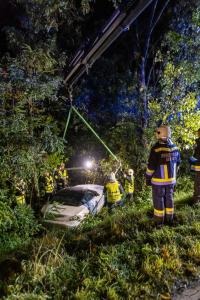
60,162,65,169
156,125,171,141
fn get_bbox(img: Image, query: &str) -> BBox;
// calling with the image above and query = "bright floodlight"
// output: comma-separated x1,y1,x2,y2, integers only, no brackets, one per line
84,160,93,169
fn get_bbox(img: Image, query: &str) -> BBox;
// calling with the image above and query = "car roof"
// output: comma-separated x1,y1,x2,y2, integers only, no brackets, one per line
54,184,103,196
73,184,103,193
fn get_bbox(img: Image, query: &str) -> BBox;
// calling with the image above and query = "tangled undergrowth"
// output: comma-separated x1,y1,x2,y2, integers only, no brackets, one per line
3,187,200,300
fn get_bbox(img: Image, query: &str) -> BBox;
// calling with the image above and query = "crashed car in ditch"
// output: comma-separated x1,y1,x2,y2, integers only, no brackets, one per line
41,184,105,227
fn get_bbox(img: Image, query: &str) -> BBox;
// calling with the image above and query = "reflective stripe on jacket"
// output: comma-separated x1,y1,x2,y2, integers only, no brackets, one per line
146,140,180,186
45,175,54,193
55,169,68,179
55,169,68,186
16,194,25,205
105,181,122,203
15,184,26,205
191,164,200,172
124,176,134,193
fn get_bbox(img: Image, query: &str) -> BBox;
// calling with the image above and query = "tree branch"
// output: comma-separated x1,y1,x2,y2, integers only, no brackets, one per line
143,0,158,65
151,0,171,35
144,0,170,67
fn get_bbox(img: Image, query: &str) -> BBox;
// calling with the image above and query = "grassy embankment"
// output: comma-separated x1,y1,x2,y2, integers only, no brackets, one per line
3,179,200,300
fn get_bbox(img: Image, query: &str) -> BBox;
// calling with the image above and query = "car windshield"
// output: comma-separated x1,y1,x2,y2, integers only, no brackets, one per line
50,189,97,206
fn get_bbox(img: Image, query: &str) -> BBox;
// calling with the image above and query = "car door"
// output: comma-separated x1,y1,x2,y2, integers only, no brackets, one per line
81,191,95,213
86,190,104,214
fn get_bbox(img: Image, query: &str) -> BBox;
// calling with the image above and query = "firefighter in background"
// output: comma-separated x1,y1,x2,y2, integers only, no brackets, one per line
44,171,54,201
15,178,26,205
146,125,180,227
104,172,124,213
124,168,135,201
190,128,200,204
54,162,69,190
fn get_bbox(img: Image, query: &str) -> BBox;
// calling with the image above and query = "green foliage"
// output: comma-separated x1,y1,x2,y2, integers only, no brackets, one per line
4,182,200,299
0,0,79,257
105,122,146,168
0,1,200,298
0,201,39,257
20,45,57,75
176,175,193,194
102,122,149,189
0,201,14,235
0,0,79,198
149,2,200,150
6,234,79,299
81,0,122,14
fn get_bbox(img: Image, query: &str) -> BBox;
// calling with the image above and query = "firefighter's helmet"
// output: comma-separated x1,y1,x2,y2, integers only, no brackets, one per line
128,169,134,176
108,172,116,182
156,125,171,141
60,162,65,169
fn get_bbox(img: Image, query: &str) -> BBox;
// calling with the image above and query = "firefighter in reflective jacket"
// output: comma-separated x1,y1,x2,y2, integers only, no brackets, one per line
190,128,200,204
15,178,26,205
55,162,69,190
124,168,134,201
146,125,180,227
44,171,54,201
104,172,124,212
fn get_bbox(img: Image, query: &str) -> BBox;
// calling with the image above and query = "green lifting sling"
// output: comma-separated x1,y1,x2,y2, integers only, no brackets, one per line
63,105,120,164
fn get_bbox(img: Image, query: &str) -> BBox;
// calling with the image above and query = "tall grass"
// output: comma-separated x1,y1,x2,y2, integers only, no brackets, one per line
4,181,200,300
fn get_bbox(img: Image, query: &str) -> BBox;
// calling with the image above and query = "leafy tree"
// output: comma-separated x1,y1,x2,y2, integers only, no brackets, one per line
0,0,122,255
0,0,88,255
67,0,175,184
0,0,95,197
148,0,200,149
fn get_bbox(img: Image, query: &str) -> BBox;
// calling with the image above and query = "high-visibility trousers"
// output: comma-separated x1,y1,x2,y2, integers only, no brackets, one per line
152,184,175,224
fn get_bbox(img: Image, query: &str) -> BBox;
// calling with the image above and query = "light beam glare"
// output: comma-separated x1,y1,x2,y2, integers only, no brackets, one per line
84,160,93,169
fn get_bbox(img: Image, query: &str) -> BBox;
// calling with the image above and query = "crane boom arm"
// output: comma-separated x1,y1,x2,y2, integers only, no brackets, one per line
64,0,155,88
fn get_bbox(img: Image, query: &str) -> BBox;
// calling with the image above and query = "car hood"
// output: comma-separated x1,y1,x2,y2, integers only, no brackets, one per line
42,203,89,219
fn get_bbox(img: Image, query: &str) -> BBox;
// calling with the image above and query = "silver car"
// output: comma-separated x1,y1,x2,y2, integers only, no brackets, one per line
41,184,105,227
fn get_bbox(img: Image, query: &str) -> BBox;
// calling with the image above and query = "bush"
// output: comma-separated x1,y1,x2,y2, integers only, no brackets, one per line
176,175,193,193
5,188,200,299
0,195,40,257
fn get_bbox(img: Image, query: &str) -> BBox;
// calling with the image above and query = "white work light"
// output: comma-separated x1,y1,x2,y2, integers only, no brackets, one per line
84,160,93,169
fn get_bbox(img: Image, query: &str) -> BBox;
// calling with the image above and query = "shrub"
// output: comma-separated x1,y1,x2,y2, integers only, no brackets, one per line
0,194,39,257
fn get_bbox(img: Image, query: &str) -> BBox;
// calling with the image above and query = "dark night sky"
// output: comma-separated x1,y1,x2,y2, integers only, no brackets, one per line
0,1,23,27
